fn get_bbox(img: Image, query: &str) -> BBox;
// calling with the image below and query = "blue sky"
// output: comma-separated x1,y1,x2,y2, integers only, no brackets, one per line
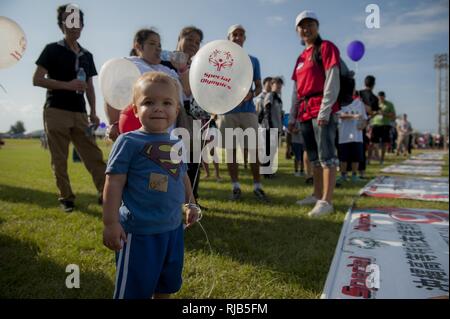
0,0,448,133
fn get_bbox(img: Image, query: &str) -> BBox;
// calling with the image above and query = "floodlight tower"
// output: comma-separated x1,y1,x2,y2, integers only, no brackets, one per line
434,54,449,149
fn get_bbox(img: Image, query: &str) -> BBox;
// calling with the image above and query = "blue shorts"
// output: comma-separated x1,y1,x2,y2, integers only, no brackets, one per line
291,143,304,161
113,224,184,299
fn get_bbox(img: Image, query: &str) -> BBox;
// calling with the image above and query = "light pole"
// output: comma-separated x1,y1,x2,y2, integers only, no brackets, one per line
434,54,449,150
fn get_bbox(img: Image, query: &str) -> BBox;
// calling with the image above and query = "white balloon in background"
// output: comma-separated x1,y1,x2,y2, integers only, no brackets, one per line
0,16,27,69
99,58,141,110
189,40,253,115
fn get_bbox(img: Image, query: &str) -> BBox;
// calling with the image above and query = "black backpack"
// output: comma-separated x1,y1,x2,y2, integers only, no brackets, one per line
316,44,355,107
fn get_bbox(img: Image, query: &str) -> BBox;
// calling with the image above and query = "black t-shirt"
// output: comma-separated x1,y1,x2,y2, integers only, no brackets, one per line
36,41,97,113
359,89,379,113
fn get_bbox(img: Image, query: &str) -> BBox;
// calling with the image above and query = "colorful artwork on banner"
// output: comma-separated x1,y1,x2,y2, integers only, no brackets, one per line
403,159,445,166
360,176,448,202
381,164,442,176
410,153,447,161
321,207,449,299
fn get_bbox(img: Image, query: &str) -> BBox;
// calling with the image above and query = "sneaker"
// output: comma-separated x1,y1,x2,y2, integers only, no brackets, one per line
231,188,241,201
294,171,302,177
254,188,269,203
59,199,74,213
308,200,334,217
296,195,318,206
336,175,348,185
351,175,362,183
305,177,314,185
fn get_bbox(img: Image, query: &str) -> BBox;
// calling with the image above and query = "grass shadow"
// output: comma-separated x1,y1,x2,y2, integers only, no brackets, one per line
0,184,102,220
0,233,114,298
185,212,343,295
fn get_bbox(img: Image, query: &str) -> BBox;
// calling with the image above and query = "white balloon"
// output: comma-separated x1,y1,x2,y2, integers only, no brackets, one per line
99,58,141,110
0,17,27,69
189,40,253,115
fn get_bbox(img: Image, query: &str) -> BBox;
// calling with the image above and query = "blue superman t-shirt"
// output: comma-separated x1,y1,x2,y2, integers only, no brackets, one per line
106,130,187,235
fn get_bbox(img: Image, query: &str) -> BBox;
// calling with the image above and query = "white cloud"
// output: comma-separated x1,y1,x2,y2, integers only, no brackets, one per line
266,15,286,26
259,0,287,5
359,1,449,48
362,19,448,48
0,98,42,133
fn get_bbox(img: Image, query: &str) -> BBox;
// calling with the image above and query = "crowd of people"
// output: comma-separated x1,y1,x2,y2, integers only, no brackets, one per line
30,4,431,299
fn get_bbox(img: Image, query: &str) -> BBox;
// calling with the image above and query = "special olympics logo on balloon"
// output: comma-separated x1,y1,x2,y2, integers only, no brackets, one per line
208,49,234,72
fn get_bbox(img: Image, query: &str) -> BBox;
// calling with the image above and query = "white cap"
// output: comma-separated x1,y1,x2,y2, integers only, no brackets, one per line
295,10,319,29
227,24,245,36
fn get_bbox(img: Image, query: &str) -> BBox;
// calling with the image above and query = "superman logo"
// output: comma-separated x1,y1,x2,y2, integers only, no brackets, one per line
141,141,183,179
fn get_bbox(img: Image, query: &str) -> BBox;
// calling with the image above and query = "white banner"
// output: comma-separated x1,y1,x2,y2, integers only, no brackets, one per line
403,159,445,166
381,164,442,176
322,207,449,299
360,176,448,202
411,153,447,161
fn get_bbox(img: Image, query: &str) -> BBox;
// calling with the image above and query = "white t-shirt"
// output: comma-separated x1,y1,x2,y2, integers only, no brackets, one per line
125,56,183,103
337,99,368,144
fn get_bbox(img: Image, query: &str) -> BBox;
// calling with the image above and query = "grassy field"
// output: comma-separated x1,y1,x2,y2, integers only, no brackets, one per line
0,139,448,298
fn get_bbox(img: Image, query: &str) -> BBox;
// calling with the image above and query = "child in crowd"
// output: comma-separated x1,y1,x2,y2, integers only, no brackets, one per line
103,72,200,299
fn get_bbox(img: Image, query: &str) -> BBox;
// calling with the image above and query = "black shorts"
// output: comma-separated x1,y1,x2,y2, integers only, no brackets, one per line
338,142,364,163
371,125,391,144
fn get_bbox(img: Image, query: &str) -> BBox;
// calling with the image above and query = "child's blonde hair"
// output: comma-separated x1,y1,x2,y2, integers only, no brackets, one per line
132,71,181,107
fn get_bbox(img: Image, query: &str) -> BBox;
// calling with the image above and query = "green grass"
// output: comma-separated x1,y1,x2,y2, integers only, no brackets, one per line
0,139,448,298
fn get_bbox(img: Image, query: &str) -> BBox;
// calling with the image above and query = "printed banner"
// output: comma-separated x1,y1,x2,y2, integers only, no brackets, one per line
410,153,447,161
403,159,445,166
360,176,448,202
381,164,442,176
322,207,449,299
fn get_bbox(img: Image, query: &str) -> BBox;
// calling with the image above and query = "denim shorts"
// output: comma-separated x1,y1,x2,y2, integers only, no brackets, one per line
300,114,339,168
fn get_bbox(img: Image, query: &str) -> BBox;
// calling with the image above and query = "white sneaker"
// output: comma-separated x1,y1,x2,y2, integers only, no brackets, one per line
308,200,334,217
296,195,318,206
294,171,302,177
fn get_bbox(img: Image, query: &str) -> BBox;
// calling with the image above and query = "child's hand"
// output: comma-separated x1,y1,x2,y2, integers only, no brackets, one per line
103,222,127,251
184,205,201,228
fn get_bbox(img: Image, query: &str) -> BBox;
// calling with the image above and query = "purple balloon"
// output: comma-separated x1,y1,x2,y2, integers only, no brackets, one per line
99,122,107,129
347,41,365,62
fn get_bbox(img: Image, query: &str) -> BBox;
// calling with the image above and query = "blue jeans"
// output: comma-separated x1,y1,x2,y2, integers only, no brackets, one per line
300,114,339,168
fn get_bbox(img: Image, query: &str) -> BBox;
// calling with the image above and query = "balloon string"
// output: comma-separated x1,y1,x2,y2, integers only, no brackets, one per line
197,220,216,298
187,116,216,298
190,117,213,205
0,83,7,94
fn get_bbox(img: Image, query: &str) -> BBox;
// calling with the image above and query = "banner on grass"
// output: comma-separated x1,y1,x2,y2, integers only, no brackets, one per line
381,164,442,176
403,159,445,166
321,207,449,299
360,176,448,202
411,153,447,161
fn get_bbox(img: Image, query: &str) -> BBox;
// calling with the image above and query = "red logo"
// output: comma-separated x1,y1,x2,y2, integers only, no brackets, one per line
389,211,448,224
354,214,376,232
208,49,234,72
341,256,377,299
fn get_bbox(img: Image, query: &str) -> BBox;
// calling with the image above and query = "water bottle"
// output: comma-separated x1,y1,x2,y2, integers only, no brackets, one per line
76,67,86,95
160,50,172,62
